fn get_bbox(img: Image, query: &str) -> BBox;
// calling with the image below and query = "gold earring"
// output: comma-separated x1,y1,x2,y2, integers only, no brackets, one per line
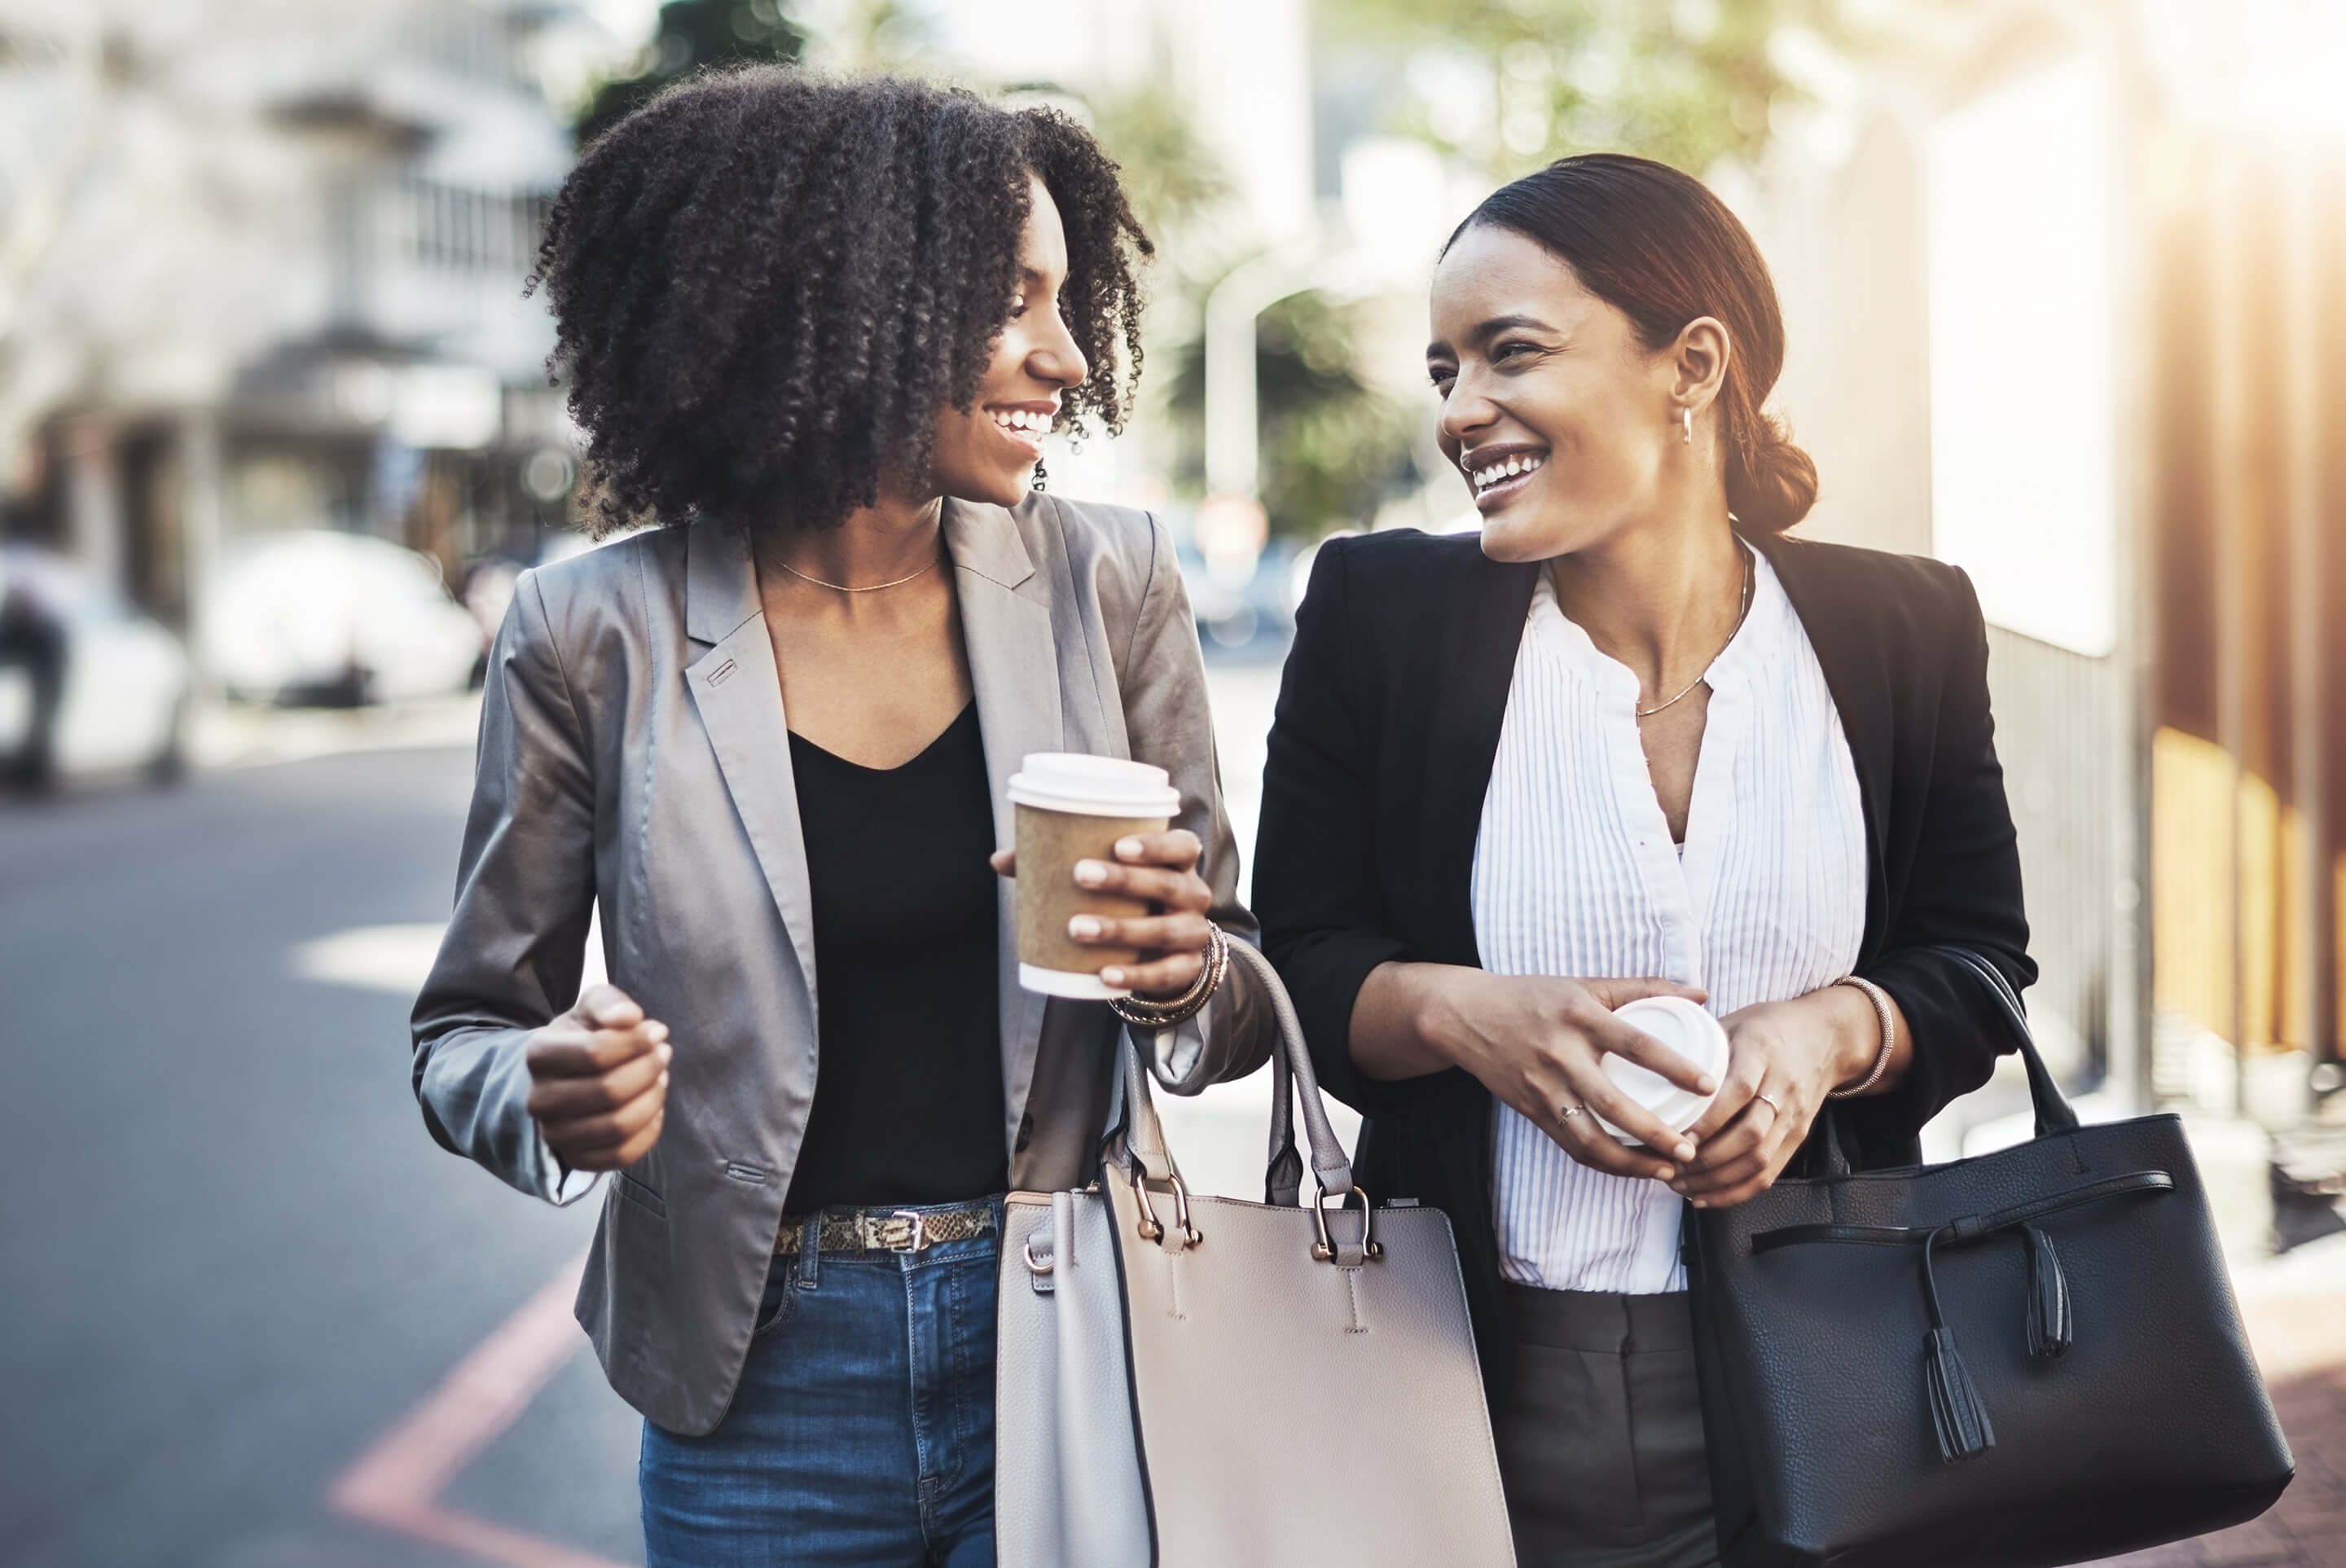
1680,406,1694,444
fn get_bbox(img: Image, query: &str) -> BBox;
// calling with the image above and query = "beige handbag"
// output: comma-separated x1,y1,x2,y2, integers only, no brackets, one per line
996,940,1516,1567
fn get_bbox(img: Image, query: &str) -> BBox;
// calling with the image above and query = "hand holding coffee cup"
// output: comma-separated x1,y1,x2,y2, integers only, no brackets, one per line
994,754,1213,999
1593,995,1730,1146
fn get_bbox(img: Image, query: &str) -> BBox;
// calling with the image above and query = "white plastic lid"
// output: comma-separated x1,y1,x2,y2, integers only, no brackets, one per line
1007,752,1180,818
1596,995,1729,1143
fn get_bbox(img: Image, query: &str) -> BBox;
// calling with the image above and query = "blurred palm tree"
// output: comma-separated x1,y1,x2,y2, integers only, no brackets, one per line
806,0,937,74
1166,289,1418,540
1324,0,1869,177
574,0,806,144
1078,87,1418,538
1085,85,1231,267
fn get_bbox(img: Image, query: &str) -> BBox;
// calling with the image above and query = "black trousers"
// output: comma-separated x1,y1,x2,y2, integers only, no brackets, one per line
1496,1285,1720,1568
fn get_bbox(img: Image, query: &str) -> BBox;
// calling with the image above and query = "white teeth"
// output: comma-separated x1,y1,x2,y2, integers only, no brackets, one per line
1470,453,1544,492
991,409,1049,434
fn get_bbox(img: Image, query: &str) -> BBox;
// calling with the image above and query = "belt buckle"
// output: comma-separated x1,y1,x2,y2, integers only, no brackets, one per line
883,1209,926,1253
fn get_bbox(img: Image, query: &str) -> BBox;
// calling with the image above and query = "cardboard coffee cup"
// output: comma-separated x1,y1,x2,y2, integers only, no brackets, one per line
1596,995,1729,1144
1007,753,1182,999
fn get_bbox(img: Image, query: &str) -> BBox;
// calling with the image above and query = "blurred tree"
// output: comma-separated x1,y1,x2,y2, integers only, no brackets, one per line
1085,85,1232,263
1082,89,1415,538
809,0,937,74
1167,290,1419,539
574,0,806,144
1323,0,1866,176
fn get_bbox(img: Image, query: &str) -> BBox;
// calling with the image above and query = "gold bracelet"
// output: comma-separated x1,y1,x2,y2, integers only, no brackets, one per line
1112,923,1226,1027
1109,923,1228,1030
1828,974,1896,1098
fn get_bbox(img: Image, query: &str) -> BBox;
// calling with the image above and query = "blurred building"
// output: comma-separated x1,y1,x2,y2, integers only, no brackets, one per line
0,0,606,639
1742,0,2345,1130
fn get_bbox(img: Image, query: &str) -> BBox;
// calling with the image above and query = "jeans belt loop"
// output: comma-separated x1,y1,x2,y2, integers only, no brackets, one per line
796,1212,823,1285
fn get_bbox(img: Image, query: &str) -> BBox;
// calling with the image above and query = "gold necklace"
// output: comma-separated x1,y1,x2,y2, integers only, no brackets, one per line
1635,545,1755,719
772,553,941,594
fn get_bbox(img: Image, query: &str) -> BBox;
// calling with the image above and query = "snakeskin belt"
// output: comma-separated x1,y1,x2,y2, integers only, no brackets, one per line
773,1203,998,1256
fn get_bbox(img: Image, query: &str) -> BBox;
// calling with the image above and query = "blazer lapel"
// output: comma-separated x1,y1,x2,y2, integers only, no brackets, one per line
1423,551,1540,968
945,499,1061,1149
683,525,821,1014
1755,532,1895,957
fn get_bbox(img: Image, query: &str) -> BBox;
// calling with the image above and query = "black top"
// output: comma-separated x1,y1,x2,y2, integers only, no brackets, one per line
782,701,1008,1213
1251,528,2036,1396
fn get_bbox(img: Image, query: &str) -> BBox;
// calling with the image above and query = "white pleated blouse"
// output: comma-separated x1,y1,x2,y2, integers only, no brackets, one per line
1471,550,1867,1295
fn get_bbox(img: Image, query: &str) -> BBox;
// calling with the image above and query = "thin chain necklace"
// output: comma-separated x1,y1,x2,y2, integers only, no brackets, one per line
771,553,940,594
1634,544,1755,719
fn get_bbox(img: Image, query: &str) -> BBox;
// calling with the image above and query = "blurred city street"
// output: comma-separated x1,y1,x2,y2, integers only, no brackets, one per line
0,740,639,1567
6,0,2346,1564
0,665,1327,1568
2,674,2343,1568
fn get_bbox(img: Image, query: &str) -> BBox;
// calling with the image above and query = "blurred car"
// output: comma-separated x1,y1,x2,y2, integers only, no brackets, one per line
201,530,485,705
0,546,191,784
1180,538,1301,659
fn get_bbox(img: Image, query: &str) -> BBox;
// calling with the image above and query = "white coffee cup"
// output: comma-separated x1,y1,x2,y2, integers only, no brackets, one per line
1006,753,1183,999
1595,995,1729,1144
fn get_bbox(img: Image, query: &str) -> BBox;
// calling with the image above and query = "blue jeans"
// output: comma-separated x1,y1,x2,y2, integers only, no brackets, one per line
639,1200,1000,1566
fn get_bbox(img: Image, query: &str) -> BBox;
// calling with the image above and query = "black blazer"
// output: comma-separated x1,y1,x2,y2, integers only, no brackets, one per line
1253,527,2037,1395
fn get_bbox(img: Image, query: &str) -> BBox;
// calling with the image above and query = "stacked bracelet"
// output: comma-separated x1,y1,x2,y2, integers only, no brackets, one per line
1109,922,1229,1030
1828,974,1897,1098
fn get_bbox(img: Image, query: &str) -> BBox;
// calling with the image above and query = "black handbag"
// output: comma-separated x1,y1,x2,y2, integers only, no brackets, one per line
1683,946,2293,1568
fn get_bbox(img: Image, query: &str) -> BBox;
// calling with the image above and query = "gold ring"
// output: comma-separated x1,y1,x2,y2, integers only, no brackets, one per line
1558,1105,1584,1123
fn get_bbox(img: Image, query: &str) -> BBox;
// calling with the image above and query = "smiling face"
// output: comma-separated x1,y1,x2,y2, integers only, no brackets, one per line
925,173,1091,507
1426,222,1691,562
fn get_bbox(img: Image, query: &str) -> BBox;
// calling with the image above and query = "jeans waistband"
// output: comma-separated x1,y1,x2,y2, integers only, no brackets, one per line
775,1197,1000,1257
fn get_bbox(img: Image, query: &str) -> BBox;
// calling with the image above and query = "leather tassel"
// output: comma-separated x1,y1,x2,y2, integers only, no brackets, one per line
2023,1225,2072,1359
1925,1327,1996,1463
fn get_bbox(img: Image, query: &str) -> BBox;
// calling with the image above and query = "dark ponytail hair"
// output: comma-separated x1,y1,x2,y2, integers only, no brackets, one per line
1449,153,1817,534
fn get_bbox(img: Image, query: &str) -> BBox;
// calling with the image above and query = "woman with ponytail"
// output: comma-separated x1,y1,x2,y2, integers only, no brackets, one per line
1253,153,2034,1566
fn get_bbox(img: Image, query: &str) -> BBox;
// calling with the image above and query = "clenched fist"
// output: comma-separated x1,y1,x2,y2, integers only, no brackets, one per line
525,984,670,1171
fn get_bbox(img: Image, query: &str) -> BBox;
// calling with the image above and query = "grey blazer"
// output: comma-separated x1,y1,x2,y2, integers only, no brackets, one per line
411,494,1275,1434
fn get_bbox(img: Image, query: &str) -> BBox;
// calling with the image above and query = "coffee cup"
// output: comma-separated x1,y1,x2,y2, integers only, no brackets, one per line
1595,995,1729,1144
1007,753,1182,999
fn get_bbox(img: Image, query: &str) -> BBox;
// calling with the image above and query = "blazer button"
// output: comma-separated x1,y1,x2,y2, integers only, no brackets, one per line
1015,1111,1035,1153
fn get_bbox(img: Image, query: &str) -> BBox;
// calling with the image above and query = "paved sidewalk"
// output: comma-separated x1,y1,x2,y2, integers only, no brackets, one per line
188,692,483,772
2095,1235,2346,1567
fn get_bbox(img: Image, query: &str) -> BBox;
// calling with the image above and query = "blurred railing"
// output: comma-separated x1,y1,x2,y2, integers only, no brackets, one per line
1986,624,2131,1091
368,177,554,279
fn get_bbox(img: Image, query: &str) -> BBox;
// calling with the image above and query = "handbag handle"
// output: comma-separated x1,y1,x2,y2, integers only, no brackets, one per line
1925,944,2079,1138
1815,944,2076,1175
1114,937,1358,1204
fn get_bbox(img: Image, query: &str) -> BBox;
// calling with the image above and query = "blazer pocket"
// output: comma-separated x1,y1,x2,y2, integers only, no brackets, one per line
614,1171,667,1220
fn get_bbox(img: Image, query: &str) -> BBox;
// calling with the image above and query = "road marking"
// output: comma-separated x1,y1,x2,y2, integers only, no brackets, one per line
291,925,450,995
329,1250,629,1568
292,915,606,995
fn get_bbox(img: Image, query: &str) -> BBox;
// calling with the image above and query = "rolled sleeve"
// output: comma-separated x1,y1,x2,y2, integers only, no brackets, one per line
1846,566,2037,1149
409,572,603,1206
1254,539,1456,1122
1120,514,1276,1094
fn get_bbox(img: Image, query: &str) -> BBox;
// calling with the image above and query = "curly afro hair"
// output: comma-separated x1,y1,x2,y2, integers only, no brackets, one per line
531,68,1153,535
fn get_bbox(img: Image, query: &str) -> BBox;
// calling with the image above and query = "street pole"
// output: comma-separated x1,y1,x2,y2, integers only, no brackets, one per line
1199,240,1320,582
1202,242,1317,503
178,410,223,694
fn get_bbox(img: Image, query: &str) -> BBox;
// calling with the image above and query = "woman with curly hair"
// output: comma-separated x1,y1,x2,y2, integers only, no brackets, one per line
410,68,1276,1566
